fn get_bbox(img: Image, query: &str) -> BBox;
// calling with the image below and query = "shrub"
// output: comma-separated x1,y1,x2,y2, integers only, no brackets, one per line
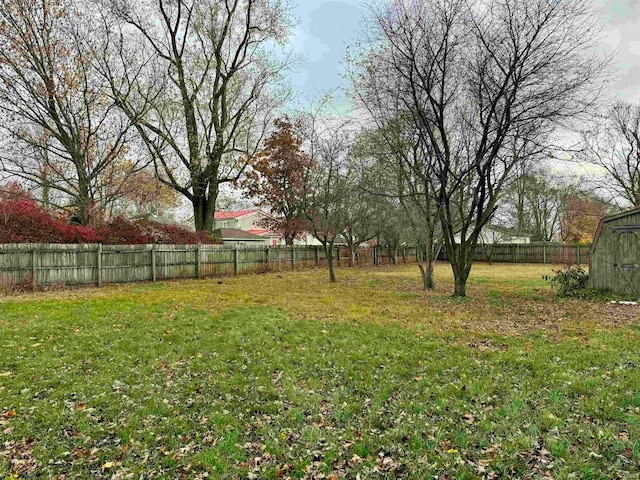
97,217,219,245
96,217,153,245
551,264,589,298
135,220,217,244
0,185,220,245
0,192,100,244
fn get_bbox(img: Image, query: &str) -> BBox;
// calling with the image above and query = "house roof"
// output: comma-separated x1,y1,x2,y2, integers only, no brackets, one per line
247,229,274,236
212,228,265,241
214,209,257,220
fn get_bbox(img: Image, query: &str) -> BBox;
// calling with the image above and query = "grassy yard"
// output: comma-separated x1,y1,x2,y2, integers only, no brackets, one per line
1,263,639,479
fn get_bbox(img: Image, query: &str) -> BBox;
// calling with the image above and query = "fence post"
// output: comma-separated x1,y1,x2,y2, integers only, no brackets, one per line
96,243,103,287
314,246,320,266
265,246,270,271
402,247,406,263
543,243,547,264
291,245,296,269
31,249,37,291
576,244,581,265
374,245,378,266
233,246,239,275
196,244,202,279
151,244,157,282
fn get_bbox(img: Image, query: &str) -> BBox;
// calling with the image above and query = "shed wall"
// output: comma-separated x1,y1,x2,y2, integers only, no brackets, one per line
590,211,640,296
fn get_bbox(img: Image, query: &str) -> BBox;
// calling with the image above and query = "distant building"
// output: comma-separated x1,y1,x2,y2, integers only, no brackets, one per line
213,209,321,246
134,213,180,226
211,228,269,246
454,224,531,245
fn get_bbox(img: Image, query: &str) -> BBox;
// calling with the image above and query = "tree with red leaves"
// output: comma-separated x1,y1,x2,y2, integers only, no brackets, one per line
560,196,607,244
244,118,314,245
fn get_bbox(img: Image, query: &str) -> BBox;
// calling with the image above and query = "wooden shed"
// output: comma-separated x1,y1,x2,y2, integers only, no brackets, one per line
589,206,640,297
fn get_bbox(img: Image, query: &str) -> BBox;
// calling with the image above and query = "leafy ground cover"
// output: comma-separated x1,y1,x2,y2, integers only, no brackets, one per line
1,264,639,478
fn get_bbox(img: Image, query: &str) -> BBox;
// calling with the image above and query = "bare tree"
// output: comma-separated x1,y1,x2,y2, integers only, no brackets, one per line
339,155,387,267
300,111,355,283
353,116,443,290
0,0,142,224
97,0,293,232
353,0,608,296
502,164,576,242
581,101,640,208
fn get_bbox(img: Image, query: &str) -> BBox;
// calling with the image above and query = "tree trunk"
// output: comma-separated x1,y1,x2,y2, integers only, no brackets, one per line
453,272,467,297
443,238,474,297
349,245,357,267
74,178,92,225
193,189,218,233
324,243,336,282
418,261,435,290
450,258,472,297
193,199,204,231
416,243,436,291
389,246,398,265
484,244,493,265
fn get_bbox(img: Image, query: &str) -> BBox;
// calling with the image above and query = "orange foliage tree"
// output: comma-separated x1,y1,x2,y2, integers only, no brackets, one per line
560,196,606,243
243,118,314,245
99,162,178,218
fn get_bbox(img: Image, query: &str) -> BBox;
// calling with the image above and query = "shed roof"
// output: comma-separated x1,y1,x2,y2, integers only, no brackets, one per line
601,206,640,223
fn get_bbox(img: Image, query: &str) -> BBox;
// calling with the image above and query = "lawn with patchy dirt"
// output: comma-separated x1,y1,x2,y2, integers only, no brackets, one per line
1,263,639,479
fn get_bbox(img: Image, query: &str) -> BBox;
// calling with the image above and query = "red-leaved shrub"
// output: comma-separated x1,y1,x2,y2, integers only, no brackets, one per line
96,217,153,245
0,184,219,245
97,217,218,245
0,187,101,243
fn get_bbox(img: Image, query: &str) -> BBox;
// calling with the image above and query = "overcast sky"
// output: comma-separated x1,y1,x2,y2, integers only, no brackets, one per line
288,0,640,108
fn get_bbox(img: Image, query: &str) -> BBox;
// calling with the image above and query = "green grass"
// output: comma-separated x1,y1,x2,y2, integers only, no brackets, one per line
1,264,639,478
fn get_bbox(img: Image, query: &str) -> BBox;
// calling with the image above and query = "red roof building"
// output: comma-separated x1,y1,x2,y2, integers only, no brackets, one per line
213,209,257,220
212,209,322,246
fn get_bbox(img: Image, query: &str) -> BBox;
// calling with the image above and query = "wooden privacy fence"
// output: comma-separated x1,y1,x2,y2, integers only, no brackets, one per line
0,243,387,288
469,242,591,265
0,242,589,289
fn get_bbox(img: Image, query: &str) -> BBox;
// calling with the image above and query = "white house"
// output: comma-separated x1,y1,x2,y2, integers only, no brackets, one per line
454,224,531,244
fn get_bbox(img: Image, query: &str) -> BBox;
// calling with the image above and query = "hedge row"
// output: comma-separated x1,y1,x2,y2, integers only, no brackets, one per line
0,188,218,245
